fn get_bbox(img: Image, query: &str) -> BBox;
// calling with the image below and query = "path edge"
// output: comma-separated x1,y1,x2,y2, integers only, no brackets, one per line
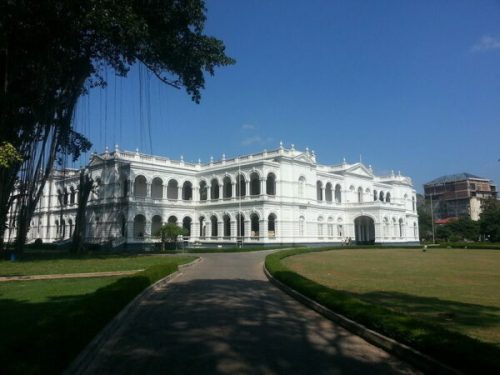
64,257,202,375
263,264,462,375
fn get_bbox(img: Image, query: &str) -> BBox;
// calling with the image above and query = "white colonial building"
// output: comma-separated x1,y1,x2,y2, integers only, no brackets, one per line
6,144,419,247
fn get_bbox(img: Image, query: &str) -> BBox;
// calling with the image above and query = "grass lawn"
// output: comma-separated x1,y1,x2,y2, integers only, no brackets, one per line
0,253,188,276
0,255,194,374
283,248,500,346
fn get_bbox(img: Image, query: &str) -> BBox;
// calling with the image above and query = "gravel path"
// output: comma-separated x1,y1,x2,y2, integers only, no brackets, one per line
70,251,421,375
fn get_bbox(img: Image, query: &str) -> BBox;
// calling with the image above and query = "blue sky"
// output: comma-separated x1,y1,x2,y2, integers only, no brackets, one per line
74,0,500,192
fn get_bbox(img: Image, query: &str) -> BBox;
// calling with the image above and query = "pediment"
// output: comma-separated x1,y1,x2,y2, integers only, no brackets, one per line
293,153,315,164
345,163,373,178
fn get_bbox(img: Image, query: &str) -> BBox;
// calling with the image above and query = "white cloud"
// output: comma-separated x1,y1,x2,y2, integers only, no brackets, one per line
241,123,256,130
471,35,500,52
241,136,273,146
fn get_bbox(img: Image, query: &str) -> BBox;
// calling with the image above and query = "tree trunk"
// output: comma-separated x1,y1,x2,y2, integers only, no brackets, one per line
71,169,93,254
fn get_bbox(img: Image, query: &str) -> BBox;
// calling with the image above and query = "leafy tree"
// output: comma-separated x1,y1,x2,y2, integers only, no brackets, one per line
156,223,187,251
0,0,234,253
417,204,433,242
447,217,479,241
479,199,500,242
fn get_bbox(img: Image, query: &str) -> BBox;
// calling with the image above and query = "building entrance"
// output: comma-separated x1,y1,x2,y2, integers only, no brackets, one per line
354,216,375,245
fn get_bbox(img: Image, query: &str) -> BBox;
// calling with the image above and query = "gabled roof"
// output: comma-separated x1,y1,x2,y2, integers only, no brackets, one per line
425,173,488,185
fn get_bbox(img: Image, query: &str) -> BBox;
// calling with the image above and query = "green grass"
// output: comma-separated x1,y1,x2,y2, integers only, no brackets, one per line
0,256,195,375
266,248,500,374
0,253,189,276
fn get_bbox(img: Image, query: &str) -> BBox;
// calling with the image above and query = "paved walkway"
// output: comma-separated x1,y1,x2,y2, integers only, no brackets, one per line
72,251,421,375
0,270,143,282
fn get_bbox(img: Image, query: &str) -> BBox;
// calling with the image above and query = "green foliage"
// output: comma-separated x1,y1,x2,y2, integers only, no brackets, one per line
0,142,22,169
434,217,480,242
156,223,187,249
0,0,234,250
0,258,195,374
417,204,433,241
480,199,500,242
265,248,500,374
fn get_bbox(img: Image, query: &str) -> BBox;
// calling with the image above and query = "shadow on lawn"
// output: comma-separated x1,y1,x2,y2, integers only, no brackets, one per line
0,274,154,375
356,291,500,338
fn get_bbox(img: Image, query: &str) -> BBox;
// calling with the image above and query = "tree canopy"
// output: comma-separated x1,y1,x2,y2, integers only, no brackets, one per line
0,0,234,251
479,198,500,242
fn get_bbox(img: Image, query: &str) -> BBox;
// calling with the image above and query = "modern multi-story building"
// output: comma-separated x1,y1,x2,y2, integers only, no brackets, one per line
423,173,497,221
4,144,419,247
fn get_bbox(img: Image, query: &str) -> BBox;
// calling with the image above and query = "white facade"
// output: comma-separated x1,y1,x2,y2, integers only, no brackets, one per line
6,145,419,247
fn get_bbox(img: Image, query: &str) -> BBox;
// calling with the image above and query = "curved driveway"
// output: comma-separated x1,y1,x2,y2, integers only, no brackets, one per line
75,251,420,374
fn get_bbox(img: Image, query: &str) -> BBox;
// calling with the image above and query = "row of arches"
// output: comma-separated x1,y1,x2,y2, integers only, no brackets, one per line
58,187,77,206
54,218,74,239
133,215,193,238
314,181,342,203
133,213,278,240
134,173,277,200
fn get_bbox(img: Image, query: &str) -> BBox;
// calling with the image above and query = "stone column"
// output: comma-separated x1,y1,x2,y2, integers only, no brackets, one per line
231,183,236,199
261,179,266,195
219,184,223,199
178,186,183,200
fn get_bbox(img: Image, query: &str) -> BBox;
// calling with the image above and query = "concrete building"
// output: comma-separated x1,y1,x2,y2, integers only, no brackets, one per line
5,144,419,247
423,173,497,221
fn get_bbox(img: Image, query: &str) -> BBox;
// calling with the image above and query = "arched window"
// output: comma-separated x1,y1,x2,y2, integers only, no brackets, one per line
268,214,276,238
183,217,192,237
182,181,193,201
379,191,385,202
373,190,378,201
236,174,246,197
151,177,163,200
298,177,305,197
266,173,276,195
299,216,305,236
134,176,147,198
337,218,343,237
399,218,404,238
412,196,416,211
317,216,324,238
335,184,342,203
61,219,66,238
133,215,146,239
168,215,177,224
250,172,260,196
151,215,162,237
211,215,218,238
70,187,76,205
199,216,206,238
325,183,333,202
386,192,391,203
167,179,178,199
357,187,363,203
223,214,231,238
236,213,245,237
250,213,259,238
327,217,334,238
316,181,323,201
199,181,208,201
211,178,220,200
223,176,232,199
